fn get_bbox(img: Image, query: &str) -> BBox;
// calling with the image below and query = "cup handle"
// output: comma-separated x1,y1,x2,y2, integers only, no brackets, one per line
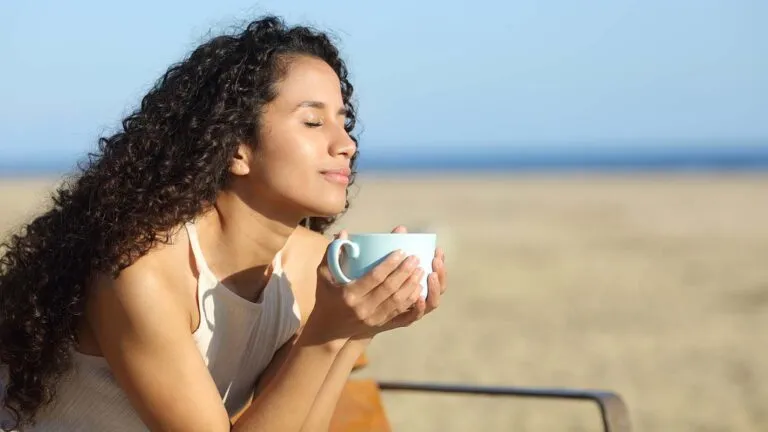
326,239,360,284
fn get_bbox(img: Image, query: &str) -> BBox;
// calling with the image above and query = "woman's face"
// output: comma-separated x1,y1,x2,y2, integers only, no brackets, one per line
231,55,357,222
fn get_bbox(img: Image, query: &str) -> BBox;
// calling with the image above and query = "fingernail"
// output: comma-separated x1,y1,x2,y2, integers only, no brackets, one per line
393,250,405,259
407,256,420,267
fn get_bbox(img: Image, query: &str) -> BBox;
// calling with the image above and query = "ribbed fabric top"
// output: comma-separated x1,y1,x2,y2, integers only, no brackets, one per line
2,222,302,431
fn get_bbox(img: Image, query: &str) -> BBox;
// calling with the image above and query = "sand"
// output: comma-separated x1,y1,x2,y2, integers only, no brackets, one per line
2,173,767,431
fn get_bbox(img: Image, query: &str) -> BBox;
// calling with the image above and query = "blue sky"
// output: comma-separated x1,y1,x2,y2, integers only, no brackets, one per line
1,0,766,163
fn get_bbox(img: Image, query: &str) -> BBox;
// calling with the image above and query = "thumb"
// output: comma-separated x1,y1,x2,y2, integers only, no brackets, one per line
336,229,349,240
391,225,408,234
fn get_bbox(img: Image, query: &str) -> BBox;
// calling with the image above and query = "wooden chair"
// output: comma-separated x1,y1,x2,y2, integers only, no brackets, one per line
329,354,632,432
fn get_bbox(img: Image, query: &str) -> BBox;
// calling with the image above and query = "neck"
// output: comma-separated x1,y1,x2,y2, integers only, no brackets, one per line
196,190,299,293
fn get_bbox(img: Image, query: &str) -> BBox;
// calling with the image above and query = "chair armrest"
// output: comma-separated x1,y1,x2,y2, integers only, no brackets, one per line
377,381,631,432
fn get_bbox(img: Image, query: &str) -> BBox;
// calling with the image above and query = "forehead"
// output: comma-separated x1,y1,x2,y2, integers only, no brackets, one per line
272,56,343,107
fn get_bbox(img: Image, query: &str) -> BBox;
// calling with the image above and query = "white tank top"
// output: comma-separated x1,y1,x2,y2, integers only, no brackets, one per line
2,222,302,431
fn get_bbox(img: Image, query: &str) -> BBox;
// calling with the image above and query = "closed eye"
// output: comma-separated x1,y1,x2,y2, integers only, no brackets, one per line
304,121,323,128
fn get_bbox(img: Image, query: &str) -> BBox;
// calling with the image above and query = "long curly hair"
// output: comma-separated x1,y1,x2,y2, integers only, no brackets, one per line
0,16,358,429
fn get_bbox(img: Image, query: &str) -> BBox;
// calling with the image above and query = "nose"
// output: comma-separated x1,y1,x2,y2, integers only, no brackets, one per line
330,128,357,159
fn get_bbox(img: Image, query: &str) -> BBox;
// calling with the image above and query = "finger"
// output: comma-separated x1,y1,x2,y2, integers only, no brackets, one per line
368,266,423,324
316,264,334,289
414,297,427,320
337,230,349,240
391,225,408,234
435,256,447,294
425,272,441,313
385,305,420,330
352,249,407,295
432,256,447,293
388,297,427,329
364,254,421,305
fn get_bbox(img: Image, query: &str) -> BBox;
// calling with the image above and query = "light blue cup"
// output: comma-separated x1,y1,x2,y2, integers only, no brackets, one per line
327,233,437,299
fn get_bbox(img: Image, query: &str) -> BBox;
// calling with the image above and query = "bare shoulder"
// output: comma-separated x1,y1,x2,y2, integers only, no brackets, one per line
87,256,189,334
91,225,194,301
82,225,199,347
280,226,331,325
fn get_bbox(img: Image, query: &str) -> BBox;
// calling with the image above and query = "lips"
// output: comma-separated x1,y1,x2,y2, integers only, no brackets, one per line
322,167,351,176
321,168,351,185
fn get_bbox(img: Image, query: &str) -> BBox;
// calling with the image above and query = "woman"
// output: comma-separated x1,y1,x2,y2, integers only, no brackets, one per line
0,16,446,431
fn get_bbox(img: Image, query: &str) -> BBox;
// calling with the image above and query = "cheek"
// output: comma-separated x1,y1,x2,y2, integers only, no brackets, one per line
257,139,321,193
254,126,346,214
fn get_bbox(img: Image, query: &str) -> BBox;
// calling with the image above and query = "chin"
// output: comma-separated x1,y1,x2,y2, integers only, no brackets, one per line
306,200,347,219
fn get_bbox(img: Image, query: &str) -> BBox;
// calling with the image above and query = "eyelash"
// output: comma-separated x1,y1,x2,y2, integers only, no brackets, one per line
304,121,323,128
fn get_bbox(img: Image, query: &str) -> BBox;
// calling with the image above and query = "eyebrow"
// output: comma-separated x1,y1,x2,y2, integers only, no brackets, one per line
294,100,348,116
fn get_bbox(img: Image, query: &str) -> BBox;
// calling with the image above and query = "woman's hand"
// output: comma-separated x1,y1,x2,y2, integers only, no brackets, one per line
303,228,425,344
304,226,448,344
358,225,447,335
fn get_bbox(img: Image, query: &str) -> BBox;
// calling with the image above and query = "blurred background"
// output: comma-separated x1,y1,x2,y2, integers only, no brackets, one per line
1,1,767,430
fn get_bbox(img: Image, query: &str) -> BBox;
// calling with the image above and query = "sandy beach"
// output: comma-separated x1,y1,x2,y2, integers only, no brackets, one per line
2,173,767,431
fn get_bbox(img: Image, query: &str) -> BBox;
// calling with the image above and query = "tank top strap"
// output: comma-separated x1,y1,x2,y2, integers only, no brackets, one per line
271,250,284,275
184,221,213,277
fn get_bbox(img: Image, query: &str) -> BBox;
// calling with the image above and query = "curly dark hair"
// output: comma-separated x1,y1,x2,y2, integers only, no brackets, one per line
0,15,358,430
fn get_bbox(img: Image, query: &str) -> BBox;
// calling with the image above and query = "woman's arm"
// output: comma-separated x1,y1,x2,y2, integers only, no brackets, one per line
297,236,448,431
232,324,347,432
272,230,373,431
88,264,345,432
251,228,444,431
244,330,371,431
298,337,371,432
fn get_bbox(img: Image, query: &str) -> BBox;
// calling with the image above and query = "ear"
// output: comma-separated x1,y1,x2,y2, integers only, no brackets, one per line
230,143,252,176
